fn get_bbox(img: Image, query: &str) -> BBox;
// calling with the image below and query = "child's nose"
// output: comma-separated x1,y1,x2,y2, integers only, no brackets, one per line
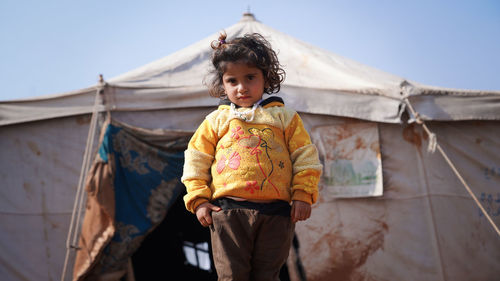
237,83,248,93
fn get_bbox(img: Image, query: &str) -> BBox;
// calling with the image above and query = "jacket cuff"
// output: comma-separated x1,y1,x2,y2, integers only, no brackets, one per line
292,189,313,205
188,197,209,214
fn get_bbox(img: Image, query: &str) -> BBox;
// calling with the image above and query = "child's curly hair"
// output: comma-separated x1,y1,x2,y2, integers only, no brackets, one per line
207,32,285,98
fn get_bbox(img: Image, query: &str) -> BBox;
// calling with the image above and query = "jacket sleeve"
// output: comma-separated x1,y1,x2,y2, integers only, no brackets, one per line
285,113,322,204
181,119,218,213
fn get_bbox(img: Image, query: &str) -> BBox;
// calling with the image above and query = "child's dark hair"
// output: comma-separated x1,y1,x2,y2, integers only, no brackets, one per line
208,32,285,98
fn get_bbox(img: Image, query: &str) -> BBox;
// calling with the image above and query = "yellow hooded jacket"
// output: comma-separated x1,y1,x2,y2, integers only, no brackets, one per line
182,97,322,213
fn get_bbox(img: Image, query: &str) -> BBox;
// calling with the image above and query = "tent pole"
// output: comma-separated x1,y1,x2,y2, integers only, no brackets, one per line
404,98,500,238
60,76,106,281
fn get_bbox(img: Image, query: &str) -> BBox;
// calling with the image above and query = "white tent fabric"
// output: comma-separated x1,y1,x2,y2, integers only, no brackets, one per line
1,12,499,281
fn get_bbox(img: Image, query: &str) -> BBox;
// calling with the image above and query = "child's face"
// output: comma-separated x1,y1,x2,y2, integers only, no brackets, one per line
222,62,265,108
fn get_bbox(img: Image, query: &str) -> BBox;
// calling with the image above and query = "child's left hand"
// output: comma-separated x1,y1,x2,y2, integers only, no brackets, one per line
291,200,312,223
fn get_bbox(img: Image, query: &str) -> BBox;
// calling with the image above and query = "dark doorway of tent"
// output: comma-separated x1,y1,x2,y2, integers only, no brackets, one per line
129,190,299,281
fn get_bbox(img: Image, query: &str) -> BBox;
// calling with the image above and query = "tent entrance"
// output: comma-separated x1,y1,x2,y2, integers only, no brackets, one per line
130,191,294,281
131,191,218,280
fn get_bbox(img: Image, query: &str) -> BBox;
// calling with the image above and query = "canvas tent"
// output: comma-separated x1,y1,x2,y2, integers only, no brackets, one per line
1,12,500,281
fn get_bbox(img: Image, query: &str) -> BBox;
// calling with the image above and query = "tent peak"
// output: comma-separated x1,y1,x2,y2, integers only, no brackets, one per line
240,11,257,22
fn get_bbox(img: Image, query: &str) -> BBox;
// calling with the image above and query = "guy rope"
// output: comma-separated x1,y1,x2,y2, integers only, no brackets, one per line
404,97,500,238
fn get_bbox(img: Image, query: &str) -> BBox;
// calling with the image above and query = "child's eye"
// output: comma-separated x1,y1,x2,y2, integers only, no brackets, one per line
247,75,255,81
226,78,236,84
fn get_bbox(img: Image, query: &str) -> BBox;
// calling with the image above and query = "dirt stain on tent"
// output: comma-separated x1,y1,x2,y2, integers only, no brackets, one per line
402,123,422,149
308,221,388,281
76,115,91,125
41,188,54,280
27,141,41,156
23,182,33,197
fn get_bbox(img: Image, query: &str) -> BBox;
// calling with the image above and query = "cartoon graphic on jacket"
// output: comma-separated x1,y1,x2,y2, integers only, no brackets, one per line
182,96,322,213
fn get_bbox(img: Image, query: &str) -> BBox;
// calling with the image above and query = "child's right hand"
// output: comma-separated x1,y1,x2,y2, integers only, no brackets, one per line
195,202,222,227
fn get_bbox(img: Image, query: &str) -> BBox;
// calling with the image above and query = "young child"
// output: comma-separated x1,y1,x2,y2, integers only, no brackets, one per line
181,32,322,281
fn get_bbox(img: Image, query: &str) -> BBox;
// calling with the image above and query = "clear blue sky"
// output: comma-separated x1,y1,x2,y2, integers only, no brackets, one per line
1,0,499,101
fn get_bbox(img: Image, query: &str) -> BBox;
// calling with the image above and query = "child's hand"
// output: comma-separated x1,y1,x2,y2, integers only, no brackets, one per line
195,202,222,227
291,200,312,223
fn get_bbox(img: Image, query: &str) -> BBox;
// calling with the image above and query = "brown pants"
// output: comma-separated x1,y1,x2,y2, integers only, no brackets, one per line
210,198,295,281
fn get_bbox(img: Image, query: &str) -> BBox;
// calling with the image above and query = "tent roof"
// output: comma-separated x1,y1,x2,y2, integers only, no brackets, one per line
109,13,405,97
1,13,499,126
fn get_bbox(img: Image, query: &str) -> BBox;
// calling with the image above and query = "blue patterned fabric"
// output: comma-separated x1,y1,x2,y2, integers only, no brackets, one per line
92,120,189,274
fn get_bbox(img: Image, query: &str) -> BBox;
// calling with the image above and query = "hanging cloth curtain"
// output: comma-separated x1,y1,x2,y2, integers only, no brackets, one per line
73,118,192,281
